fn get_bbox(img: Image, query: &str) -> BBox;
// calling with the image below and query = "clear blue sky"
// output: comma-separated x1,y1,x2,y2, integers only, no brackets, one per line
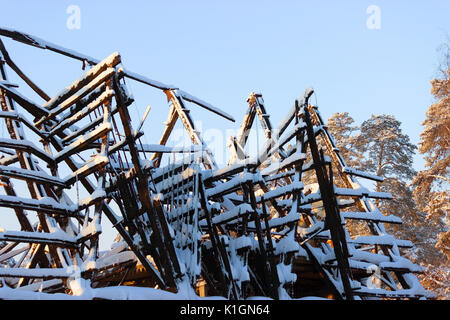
0,0,448,249
1,1,449,169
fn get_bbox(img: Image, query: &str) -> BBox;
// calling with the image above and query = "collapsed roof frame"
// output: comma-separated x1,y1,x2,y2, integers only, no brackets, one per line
0,27,433,300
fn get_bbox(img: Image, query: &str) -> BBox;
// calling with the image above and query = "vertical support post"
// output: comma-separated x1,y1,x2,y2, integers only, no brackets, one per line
246,182,279,300
302,101,354,300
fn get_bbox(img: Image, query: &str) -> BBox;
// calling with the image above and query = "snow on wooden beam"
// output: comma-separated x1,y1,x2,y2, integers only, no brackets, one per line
76,220,102,244
212,204,253,225
340,211,402,224
166,200,204,223
0,137,54,164
248,210,300,231
169,90,217,169
177,89,235,122
42,52,120,111
155,167,197,194
121,143,204,154
334,187,392,200
15,279,63,292
0,267,74,279
339,257,423,275
0,195,76,216
105,130,143,156
0,230,78,248
275,87,314,137
0,82,49,118
353,286,431,299
151,161,192,184
63,155,109,186
0,27,99,64
94,251,137,273
150,104,178,167
260,152,306,176
77,189,106,211
36,68,116,126
47,89,115,139
256,181,304,203
0,246,29,263
203,160,257,184
379,259,424,274
54,122,112,163
61,105,119,145
118,73,234,122
342,167,384,182
0,111,46,139
0,165,66,188
349,235,414,248
205,172,263,199
122,68,177,91
265,121,306,157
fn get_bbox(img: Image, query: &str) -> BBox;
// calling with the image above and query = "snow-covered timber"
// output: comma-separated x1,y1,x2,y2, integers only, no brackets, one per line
0,28,433,300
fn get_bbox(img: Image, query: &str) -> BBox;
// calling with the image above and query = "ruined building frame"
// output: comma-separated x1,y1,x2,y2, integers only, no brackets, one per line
0,28,433,300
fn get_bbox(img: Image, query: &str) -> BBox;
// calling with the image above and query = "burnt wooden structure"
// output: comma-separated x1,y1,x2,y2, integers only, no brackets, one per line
0,28,432,300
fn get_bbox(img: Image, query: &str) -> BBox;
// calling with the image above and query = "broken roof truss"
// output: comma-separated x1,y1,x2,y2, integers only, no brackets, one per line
0,28,432,300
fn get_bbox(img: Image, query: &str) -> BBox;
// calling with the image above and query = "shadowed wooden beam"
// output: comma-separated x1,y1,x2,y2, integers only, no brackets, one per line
0,38,50,101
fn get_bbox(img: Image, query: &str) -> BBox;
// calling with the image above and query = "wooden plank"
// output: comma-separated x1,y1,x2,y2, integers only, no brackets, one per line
342,167,384,182
0,195,76,216
42,52,120,110
0,245,28,263
0,267,74,279
334,187,392,200
63,155,109,186
178,89,235,122
0,230,78,248
0,82,49,118
0,111,47,139
349,235,414,248
0,38,50,101
340,211,402,224
203,161,256,184
0,165,66,188
0,137,54,164
36,68,116,126
47,89,115,138
54,122,111,163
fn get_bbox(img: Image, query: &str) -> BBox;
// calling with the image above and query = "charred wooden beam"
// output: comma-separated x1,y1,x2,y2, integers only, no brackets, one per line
302,92,354,300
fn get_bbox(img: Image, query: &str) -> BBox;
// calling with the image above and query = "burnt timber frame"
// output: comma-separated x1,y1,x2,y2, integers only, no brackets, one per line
0,27,432,300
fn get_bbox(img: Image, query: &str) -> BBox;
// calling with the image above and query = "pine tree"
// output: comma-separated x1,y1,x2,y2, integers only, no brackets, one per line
356,115,417,185
327,113,438,263
326,112,361,168
412,60,449,262
353,115,435,259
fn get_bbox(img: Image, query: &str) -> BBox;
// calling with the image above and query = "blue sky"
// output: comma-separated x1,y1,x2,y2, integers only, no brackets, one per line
1,1,449,170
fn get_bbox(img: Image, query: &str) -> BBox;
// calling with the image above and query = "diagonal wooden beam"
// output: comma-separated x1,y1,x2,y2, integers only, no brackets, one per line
150,103,178,167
